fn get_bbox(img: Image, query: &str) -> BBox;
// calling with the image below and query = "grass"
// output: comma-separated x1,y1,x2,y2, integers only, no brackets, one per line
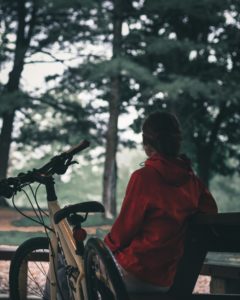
0,231,46,246
11,214,115,228
11,215,50,227
95,228,109,240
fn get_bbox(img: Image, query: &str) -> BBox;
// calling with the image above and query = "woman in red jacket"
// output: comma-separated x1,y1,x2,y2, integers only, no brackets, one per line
104,111,217,293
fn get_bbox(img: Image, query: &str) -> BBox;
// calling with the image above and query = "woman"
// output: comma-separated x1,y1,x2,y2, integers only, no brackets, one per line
104,111,217,293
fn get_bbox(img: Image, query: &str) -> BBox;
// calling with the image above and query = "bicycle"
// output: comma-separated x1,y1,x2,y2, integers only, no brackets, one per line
0,140,129,300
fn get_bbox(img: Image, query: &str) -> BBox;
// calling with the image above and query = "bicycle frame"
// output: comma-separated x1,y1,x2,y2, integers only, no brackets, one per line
47,194,88,299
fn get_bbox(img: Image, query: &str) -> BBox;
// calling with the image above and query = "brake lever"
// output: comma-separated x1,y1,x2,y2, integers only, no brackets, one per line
0,181,15,198
54,160,78,175
68,160,78,166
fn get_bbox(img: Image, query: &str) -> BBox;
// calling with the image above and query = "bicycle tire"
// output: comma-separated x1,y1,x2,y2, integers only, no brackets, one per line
9,236,50,300
84,238,129,300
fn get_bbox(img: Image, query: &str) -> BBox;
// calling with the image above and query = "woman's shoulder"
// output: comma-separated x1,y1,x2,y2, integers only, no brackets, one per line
131,165,159,180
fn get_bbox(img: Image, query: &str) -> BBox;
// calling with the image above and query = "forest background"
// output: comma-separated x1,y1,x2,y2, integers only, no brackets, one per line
1,0,240,217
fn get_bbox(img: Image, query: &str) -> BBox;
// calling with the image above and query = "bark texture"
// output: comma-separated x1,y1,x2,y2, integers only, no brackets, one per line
102,0,123,218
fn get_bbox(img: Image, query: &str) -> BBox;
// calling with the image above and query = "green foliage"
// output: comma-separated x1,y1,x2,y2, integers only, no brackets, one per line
127,0,240,187
15,93,95,148
147,38,201,56
211,174,240,212
144,0,228,22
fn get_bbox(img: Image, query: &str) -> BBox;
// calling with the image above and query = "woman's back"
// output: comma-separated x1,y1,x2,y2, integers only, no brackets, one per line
105,153,217,287
104,111,217,291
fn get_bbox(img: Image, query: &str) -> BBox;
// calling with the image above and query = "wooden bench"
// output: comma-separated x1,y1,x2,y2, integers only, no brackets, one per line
202,252,240,294
130,212,240,300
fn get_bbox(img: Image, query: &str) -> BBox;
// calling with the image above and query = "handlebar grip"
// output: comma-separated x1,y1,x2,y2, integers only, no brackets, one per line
65,140,90,156
0,183,14,198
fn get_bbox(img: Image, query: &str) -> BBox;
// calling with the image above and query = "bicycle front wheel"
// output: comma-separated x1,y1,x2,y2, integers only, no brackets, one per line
84,238,129,300
9,236,50,300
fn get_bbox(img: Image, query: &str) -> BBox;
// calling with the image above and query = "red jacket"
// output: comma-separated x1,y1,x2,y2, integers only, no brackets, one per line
104,153,217,287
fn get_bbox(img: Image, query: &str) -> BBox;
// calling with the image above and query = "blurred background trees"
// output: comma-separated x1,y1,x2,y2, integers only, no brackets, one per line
0,0,240,215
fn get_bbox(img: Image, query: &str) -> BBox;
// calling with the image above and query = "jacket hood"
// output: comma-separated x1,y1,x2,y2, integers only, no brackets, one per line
145,153,193,186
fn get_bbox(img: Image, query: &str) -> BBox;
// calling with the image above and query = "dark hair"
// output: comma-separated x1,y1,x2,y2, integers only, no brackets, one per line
142,111,182,158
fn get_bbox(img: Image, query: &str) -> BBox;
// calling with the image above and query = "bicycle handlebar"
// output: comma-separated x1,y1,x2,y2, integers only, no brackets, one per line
0,140,90,198
65,140,90,156
37,139,90,174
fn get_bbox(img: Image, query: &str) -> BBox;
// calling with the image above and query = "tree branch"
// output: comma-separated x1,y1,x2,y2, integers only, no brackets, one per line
25,0,38,46
16,0,26,48
25,95,80,118
24,50,103,66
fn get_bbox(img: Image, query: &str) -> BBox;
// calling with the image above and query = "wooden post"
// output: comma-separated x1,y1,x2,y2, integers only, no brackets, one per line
18,259,28,299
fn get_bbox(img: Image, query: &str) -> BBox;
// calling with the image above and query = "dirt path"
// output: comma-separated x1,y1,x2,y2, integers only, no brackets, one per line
0,208,42,232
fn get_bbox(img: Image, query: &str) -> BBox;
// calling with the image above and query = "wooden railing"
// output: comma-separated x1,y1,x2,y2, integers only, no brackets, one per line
0,246,48,261
0,246,48,300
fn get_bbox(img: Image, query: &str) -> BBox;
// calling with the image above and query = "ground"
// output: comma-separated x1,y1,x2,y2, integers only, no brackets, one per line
0,208,39,232
0,208,210,295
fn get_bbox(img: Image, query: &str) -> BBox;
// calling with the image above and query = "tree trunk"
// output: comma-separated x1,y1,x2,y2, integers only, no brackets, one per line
0,0,36,181
196,102,227,188
0,197,10,207
102,0,123,218
0,112,15,179
102,108,119,218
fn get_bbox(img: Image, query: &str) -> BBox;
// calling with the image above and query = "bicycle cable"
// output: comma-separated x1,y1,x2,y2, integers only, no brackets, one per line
11,184,67,300
11,185,52,231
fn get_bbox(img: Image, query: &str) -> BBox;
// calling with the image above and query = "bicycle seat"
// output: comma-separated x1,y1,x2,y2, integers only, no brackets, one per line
54,201,105,224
